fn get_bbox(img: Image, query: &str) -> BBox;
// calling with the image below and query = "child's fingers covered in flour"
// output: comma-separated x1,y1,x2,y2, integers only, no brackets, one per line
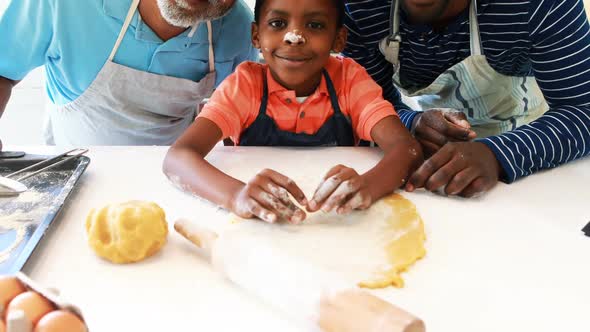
308,165,372,214
232,169,308,224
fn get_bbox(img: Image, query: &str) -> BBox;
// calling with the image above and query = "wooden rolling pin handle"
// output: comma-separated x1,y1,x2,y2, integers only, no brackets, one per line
174,218,218,255
319,289,425,332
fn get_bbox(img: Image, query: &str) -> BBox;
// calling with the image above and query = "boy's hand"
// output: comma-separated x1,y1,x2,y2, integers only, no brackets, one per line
230,169,308,224
308,165,372,215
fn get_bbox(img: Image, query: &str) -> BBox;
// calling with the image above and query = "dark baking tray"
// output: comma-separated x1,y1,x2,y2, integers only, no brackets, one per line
0,154,90,274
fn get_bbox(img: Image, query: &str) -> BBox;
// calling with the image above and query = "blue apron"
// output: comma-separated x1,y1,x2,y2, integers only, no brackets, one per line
239,69,356,147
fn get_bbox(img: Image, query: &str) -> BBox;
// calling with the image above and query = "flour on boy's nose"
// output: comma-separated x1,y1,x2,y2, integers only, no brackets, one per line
284,30,305,44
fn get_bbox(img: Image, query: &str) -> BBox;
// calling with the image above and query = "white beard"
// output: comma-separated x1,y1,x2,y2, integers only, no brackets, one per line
156,0,230,28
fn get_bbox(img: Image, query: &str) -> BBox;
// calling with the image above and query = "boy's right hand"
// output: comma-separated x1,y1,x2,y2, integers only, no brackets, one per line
230,169,308,224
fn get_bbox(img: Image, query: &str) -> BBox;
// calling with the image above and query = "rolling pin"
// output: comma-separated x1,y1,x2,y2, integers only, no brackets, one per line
174,218,425,332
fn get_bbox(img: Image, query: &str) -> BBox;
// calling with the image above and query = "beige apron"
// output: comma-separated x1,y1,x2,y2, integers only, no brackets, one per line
379,0,549,138
44,0,216,146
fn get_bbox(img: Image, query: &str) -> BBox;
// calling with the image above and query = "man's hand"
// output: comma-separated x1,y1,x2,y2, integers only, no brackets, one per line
405,142,502,197
308,165,373,215
412,109,477,156
230,169,308,224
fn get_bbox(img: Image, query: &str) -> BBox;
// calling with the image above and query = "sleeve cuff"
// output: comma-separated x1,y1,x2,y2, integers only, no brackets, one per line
478,137,517,184
358,107,398,141
197,106,235,140
397,109,419,130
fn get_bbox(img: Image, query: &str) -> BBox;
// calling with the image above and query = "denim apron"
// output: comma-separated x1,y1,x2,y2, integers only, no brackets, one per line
239,69,355,146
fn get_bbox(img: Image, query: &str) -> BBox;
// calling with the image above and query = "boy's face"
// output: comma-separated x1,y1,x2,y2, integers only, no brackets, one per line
252,0,347,94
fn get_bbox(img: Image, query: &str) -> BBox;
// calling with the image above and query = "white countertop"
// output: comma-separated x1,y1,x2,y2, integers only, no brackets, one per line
4,146,589,332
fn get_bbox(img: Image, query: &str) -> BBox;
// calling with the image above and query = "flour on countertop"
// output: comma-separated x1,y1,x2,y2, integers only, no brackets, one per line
0,169,77,264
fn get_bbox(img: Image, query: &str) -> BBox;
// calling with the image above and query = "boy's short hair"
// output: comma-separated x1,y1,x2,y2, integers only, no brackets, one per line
254,0,345,27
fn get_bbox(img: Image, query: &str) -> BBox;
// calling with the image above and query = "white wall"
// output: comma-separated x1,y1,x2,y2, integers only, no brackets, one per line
245,0,255,10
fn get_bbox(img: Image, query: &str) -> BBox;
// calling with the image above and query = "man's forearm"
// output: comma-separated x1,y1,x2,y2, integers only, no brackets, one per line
0,76,16,118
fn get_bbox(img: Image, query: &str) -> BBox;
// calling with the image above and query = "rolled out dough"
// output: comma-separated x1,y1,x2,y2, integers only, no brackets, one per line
226,193,426,289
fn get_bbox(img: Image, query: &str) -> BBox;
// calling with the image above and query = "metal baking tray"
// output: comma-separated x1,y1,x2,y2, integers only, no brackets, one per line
0,154,90,274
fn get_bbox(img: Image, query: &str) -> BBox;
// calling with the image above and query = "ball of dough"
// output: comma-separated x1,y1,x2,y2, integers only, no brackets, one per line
86,201,168,263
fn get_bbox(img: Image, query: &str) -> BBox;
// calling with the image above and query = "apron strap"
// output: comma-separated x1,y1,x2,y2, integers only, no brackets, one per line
260,68,270,115
109,0,141,62
469,0,483,56
322,70,346,118
187,21,215,73
389,0,401,41
187,20,199,37
323,69,354,146
207,21,215,73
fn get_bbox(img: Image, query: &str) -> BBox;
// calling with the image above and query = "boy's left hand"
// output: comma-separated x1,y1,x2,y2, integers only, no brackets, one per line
307,165,372,215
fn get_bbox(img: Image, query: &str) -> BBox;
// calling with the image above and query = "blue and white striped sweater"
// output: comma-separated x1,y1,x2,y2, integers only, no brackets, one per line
343,0,590,183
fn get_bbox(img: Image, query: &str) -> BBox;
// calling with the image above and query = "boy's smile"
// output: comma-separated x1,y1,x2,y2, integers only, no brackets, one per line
274,52,313,67
252,0,346,97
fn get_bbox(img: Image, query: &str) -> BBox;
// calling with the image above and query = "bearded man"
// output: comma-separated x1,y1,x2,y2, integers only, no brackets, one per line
0,0,257,147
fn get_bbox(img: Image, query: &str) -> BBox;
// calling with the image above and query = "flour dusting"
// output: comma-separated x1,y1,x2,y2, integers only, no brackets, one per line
0,167,79,264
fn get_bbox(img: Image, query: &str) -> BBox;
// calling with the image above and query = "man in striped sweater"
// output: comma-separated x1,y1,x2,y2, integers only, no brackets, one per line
344,0,590,197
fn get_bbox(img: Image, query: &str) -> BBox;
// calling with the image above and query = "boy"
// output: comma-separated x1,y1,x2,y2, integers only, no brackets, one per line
163,0,422,223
